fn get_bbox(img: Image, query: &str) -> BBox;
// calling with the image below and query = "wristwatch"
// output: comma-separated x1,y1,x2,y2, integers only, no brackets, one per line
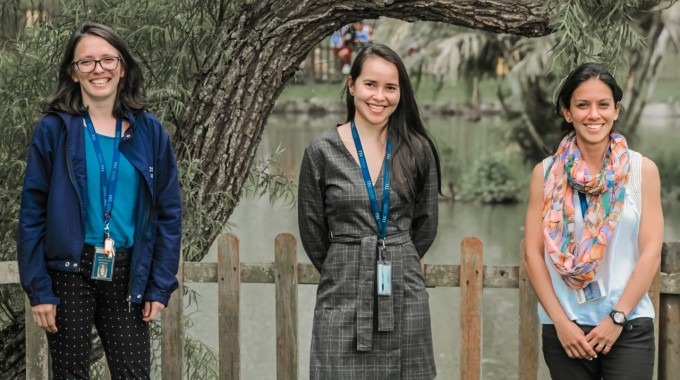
609,310,627,326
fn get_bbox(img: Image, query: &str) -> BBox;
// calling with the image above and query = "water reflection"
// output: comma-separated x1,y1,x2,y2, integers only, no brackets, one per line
188,114,679,380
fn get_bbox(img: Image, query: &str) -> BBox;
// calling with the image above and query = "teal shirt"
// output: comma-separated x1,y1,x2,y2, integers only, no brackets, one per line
84,127,140,248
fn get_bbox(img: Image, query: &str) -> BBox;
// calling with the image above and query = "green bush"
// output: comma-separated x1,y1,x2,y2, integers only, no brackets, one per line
459,153,521,204
437,144,463,199
648,149,680,201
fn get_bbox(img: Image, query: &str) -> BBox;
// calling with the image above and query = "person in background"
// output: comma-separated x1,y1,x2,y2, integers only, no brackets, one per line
353,20,373,44
330,25,353,79
523,62,663,380
330,21,373,80
298,42,441,379
17,21,182,379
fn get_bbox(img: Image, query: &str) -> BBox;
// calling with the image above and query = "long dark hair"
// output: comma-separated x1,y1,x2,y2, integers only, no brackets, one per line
553,62,624,152
44,22,146,118
344,42,442,199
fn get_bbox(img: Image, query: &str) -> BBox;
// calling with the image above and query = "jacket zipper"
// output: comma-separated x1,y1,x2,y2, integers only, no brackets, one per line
122,127,153,311
128,188,151,312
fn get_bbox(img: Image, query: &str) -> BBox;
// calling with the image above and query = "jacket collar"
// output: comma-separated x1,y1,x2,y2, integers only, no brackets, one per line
49,110,138,128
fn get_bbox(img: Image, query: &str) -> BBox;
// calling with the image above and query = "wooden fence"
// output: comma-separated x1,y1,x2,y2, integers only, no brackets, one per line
1,234,679,379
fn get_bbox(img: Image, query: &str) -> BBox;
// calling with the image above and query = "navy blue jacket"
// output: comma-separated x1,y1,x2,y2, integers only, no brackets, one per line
17,111,182,307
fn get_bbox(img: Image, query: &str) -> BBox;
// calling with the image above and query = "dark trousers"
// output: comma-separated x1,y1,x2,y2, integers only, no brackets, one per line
46,246,150,379
542,318,655,380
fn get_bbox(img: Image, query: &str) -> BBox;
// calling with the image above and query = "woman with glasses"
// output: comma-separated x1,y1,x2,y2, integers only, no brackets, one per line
17,22,182,379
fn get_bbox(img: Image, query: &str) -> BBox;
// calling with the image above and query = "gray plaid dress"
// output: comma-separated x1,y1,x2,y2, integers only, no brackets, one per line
298,127,438,380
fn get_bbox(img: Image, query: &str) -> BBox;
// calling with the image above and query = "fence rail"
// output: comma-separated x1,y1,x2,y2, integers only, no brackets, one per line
1,235,679,379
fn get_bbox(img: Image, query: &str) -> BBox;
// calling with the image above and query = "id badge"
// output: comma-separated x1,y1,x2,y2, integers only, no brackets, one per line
377,261,392,296
91,247,115,281
576,279,606,304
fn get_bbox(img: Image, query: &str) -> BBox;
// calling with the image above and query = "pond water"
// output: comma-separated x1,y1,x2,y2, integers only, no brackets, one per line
185,113,680,379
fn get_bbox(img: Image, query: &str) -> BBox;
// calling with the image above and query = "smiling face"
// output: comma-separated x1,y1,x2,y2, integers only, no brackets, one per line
71,34,125,107
563,77,620,149
347,56,400,129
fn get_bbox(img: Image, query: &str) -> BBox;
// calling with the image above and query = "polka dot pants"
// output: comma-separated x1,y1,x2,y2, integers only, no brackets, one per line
47,247,150,379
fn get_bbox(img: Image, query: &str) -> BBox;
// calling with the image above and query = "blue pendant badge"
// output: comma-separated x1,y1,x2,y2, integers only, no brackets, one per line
91,246,115,281
576,279,606,304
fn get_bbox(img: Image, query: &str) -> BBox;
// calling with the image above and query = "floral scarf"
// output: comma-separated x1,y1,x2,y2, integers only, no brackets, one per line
542,131,630,289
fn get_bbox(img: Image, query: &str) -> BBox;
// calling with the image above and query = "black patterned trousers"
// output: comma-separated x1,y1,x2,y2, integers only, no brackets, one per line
46,246,150,379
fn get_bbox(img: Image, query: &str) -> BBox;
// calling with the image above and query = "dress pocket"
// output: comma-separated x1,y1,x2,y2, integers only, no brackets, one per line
311,307,357,357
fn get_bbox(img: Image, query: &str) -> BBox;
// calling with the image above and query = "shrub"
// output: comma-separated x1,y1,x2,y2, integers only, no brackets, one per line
459,153,521,204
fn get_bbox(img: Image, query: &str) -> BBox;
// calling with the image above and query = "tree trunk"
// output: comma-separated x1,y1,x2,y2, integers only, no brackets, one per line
175,0,551,257
624,2,680,138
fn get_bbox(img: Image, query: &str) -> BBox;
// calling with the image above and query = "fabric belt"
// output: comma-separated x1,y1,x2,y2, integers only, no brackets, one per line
330,230,411,351
83,244,132,254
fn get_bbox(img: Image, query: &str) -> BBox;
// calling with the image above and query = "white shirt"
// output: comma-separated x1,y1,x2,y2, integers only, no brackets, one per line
538,150,654,325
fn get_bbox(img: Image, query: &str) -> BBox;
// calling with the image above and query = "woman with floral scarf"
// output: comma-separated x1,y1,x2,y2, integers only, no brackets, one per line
523,63,663,380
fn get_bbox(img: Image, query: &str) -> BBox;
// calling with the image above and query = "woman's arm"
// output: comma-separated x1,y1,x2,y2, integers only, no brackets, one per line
17,119,60,306
144,126,182,307
614,157,663,315
524,163,597,359
297,146,330,272
586,157,663,353
17,118,61,332
411,147,439,258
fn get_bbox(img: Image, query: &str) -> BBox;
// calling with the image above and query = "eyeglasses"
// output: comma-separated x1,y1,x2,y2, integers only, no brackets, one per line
71,56,122,73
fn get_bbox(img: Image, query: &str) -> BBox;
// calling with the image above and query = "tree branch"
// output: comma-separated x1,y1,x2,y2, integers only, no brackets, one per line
175,0,552,257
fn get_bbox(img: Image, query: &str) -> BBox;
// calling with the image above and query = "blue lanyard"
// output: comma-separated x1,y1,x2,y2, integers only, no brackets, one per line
578,191,588,219
350,120,391,241
84,114,122,235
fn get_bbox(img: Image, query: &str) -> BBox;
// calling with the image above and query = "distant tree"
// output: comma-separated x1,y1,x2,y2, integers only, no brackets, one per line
504,1,680,162
376,1,680,163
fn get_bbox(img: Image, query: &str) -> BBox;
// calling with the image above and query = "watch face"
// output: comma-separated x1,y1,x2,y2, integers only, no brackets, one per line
613,312,625,324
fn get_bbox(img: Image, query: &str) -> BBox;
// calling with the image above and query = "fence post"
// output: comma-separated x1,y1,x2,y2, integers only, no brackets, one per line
518,240,539,380
25,296,49,379
303,50,316,84
162,252,184,379
460,237,483,380
275,233,298,380
659,242,680,379
218,233,240,380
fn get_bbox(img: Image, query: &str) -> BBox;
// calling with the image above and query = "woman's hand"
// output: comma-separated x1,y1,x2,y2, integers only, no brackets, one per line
32,304,57,333
142,301,165,322
554,319,598,360
586,316,623,355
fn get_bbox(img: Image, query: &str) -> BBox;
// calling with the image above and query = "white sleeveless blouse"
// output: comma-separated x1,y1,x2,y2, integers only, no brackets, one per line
538,149,654,325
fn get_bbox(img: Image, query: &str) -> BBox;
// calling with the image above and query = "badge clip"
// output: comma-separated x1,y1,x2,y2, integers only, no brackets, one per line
104,237,115,256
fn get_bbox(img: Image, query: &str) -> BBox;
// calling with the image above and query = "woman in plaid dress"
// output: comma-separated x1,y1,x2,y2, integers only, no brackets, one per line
298,42,442,380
